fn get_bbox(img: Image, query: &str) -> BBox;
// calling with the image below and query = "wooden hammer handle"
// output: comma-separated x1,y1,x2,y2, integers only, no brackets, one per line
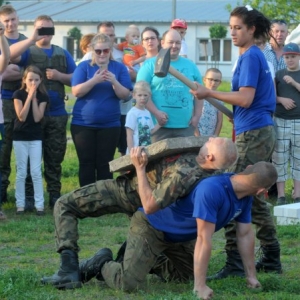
168,66,233,119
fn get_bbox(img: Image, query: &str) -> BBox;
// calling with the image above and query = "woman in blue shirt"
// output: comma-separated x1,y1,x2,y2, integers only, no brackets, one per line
191,6,281,278
71,33,132,186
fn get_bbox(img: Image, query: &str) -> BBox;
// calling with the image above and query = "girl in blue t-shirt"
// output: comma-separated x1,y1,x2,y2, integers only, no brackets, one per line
13,65,48,215
190,6,282,278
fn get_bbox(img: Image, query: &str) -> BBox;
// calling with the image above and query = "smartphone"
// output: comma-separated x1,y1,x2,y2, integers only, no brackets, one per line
38,27,55,36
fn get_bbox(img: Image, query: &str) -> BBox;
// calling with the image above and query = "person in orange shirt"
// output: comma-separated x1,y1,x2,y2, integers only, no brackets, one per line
115,25,146,72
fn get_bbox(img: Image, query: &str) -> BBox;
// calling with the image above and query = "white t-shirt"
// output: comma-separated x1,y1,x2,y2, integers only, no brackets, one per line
180,39,188,56
125,106,154,154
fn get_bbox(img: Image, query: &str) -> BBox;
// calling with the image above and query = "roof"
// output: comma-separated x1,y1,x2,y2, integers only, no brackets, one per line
9,0,239,24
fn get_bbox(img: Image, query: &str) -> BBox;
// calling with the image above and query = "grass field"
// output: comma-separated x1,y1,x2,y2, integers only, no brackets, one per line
0,82,299,300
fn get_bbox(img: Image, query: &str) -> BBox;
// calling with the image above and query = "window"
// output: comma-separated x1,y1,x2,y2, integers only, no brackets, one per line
198,39,232,63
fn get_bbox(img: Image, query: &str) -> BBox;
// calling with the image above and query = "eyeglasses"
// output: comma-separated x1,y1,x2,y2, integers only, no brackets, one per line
271,19,287,25
205,78,221,83
94,48,110,55
143,36,157,42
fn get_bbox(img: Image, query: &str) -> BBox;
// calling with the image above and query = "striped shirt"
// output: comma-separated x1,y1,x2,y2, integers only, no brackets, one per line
263,43,286,72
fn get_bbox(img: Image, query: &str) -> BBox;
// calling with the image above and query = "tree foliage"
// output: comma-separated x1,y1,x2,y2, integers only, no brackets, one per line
209,24,228,39
67,26,82,41
226,0,300,26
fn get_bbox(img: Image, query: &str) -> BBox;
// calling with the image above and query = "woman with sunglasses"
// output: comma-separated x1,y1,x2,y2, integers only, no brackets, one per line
191,5,282,284
71,33,132,186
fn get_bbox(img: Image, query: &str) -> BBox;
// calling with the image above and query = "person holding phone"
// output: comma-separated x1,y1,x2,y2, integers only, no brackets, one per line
9,14,77,208
71,33,132,186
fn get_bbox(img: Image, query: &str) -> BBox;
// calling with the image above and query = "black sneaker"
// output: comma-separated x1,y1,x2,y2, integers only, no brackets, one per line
36,210,45,216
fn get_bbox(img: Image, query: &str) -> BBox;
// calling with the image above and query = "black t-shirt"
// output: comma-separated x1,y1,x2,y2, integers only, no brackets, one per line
13,89,49,141
275,69,300,119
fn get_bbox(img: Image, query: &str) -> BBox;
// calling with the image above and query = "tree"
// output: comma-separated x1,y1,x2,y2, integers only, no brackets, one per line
208,25,228,68
226,0,300,26
67,26,82,42
67,27,82,60
209,24,228,39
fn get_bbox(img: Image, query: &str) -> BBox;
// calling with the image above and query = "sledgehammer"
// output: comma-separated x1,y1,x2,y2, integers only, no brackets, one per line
154,48,233,119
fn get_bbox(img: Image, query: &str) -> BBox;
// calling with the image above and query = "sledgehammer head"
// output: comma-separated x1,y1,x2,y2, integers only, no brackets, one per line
154,48,171,77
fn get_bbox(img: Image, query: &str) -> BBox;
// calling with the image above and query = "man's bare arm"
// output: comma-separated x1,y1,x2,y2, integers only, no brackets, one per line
2,64,22,81
130,147,159,214
193,218,215,300
236,222,261,289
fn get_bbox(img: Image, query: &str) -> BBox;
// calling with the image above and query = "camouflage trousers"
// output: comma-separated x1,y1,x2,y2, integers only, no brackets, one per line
0,99,16,190
54,176,142,252
41,115,68,194
101,211,195,291
225,125,278,250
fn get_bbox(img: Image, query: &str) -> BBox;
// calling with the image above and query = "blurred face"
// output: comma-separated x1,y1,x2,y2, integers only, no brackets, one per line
35,19,54,47
24,72,41,91
142,30,159,55
126,29,140,45
270,23,288,47
204,71,222,90
98,26,116,45
0,12,19,35
196,137,221,165
283,54,300,71
93,42,111,66
161,30,182,60
133,89,150,108
230,16,255,50
172,27,186,38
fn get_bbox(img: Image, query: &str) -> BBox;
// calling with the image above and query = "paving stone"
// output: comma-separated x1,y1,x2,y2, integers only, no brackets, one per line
109,136,209,172
274,203,300,225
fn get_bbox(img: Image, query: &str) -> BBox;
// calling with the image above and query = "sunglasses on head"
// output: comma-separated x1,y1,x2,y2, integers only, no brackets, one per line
271,19,287,25
94,48,110,55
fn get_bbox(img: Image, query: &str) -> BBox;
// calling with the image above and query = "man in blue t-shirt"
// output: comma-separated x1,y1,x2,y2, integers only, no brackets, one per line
79,161,277,299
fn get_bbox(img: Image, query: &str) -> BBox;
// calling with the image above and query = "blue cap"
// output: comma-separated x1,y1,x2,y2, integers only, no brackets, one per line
283,43,300,55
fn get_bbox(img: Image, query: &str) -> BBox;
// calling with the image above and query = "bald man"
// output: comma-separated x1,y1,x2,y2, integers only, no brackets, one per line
137,29,203,142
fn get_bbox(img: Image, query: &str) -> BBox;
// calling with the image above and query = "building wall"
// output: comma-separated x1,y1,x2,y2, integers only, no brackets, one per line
18,22,237,80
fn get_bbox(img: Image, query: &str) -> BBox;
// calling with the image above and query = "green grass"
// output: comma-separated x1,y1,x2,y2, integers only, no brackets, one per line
0,82,299,300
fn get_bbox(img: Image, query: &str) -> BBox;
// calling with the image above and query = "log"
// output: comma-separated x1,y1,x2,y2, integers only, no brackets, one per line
109,136,209,172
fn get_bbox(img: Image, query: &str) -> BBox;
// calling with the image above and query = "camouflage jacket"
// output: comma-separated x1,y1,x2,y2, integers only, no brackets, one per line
128,152,216,209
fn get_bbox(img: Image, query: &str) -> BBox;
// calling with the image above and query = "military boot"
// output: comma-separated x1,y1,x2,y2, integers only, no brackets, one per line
41,249,82,289
79,248,113,283
256,242,282,273
207,250,245,280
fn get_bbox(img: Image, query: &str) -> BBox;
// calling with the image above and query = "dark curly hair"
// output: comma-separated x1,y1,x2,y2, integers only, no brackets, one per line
230,6,271,40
